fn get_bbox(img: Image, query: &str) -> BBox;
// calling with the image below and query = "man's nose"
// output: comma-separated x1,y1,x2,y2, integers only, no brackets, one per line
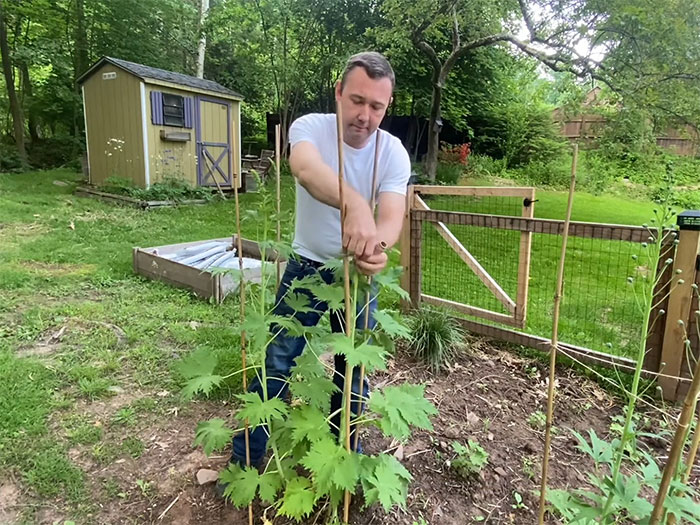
357,104,369,122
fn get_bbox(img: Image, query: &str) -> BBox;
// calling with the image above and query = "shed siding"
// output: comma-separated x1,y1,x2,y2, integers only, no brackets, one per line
145,84,198,186
82,64,145,187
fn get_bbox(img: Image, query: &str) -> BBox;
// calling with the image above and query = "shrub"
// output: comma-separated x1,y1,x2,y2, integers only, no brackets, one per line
435,162,463,185
408,307,465,372
101,175,215,202
27,136,82,170
0,142,27,173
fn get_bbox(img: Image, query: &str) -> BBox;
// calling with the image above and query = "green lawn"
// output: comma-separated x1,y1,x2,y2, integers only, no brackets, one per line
0,168,665,521
0,169,294,521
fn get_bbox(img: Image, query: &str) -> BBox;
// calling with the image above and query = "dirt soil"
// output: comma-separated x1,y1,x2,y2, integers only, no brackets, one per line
7,338,692,525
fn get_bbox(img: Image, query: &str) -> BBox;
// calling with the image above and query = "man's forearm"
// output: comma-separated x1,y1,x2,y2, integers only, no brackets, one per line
296,163,366,212
375,217,403,249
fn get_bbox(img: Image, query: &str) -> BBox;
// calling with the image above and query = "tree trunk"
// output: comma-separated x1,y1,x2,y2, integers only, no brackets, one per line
425,80,442,182
0,1,26,161
20,62,39,142
73,0,89,141
196,0,209,78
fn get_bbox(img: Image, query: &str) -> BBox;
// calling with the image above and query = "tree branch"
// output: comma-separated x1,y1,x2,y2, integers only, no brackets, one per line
451,6,459,52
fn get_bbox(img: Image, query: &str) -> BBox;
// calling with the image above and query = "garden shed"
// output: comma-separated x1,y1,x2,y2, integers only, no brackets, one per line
78,56,243,189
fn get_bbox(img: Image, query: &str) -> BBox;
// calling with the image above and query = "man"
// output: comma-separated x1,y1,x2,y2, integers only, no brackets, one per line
230,51,410,468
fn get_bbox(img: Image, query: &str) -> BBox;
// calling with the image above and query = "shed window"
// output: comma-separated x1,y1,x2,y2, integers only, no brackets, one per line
162,93,185,127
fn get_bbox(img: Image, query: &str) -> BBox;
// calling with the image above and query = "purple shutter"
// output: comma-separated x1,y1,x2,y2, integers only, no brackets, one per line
150,91,164,125
184,97,193,128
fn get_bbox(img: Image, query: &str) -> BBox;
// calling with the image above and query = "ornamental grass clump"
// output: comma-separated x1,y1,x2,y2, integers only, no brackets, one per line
408,307,465,372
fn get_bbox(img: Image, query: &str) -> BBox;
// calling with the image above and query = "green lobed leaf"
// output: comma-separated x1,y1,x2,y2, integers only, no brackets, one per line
288,404,331,445
235,392,289,427
193,418,234,456
277,476,317,521
373,309,412,339
219,463,259,507
181,374,224,400
369,383,437,439
329,334,388,373
283,291,317,313
373,266,410,300
240,310,272,353
175,347,217,378
360,454,412,511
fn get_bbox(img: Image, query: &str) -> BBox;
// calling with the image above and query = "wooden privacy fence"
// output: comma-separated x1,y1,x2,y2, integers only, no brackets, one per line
399,185,700,402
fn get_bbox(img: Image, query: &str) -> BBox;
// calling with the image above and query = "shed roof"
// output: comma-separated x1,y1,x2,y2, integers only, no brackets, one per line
78,56,243,100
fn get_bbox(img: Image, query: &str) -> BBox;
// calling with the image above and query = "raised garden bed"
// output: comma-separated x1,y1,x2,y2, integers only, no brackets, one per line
132,236,285,302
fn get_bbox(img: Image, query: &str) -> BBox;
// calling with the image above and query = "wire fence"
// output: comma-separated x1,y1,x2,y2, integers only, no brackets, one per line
418,193,646,359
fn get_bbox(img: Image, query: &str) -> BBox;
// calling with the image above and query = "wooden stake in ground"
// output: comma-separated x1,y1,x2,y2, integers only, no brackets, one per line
650,340,700,523
232,170,253,525
352,129,382,455
275,123,282,287
336,102,355,525
537,144,578,524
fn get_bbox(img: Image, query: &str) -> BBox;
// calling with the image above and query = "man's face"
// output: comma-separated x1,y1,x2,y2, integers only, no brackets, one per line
335,67,393,149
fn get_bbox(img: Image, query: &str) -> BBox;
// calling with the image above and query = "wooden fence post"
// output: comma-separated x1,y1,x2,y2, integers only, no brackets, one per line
400,185,415,311
658,211,700,400
514,188,535,328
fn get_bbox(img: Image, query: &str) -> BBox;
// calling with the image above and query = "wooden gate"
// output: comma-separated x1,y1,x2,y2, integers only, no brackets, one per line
401,185,535,328
196,97,232,187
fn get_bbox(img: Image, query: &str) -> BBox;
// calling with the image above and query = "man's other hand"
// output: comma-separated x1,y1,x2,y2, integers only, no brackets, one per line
343,196,378,258
355,251,388,276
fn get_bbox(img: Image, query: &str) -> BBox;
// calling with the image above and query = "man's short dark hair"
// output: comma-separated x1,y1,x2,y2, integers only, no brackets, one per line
340,52,395,91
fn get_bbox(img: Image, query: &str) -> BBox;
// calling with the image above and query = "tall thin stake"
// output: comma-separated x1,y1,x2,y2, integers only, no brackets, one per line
537,144,578,524
352,130,381,456
275,124,282,287
233,170,254,525
336,103,355,525
650,351,700,523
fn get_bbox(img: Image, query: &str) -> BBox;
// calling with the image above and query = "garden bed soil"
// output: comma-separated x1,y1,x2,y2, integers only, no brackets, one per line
14,338,690,525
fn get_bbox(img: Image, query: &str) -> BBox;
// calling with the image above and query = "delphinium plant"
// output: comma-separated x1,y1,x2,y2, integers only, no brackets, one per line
546,193,700,523
179,178,437,523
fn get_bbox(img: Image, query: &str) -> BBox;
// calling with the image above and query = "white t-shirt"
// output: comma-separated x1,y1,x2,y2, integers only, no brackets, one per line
288,113,411,262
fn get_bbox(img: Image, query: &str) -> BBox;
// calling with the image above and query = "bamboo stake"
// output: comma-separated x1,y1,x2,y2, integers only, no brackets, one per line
682,402,700,483
275,124,282,287
232,170,253,525
650,349,700,523
336,103,355,525
352,130,381,456
537,144,578,525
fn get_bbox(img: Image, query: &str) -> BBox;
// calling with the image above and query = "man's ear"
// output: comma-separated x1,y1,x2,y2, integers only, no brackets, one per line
335,81,342,100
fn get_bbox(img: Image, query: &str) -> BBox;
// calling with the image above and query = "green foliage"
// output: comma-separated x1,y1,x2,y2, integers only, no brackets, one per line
193,419,234,456
407,307,465,372
547,430,700,524
369,384,437,440
450,440,489,478
435,162,464,185
182,182,437,520
102,176,215,202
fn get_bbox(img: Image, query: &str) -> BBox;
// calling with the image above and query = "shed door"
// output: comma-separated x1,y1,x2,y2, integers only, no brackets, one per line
196,98,232,187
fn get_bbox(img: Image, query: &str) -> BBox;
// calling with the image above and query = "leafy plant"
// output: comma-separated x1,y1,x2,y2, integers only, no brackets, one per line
512,491,527,510
179,181,437,522
546,197,700,523
450,440,488,478
527,410,547,431
407,307,465,372
102,175,215,202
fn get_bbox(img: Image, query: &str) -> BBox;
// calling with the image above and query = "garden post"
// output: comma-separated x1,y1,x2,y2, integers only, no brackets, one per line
658,211,700,400
400,185,415,311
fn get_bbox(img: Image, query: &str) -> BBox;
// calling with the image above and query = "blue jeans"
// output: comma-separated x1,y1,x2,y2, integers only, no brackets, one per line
231,256,376,466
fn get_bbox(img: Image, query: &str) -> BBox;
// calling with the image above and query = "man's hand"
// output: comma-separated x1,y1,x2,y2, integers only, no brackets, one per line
355,251,388,276
342,194,378,258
